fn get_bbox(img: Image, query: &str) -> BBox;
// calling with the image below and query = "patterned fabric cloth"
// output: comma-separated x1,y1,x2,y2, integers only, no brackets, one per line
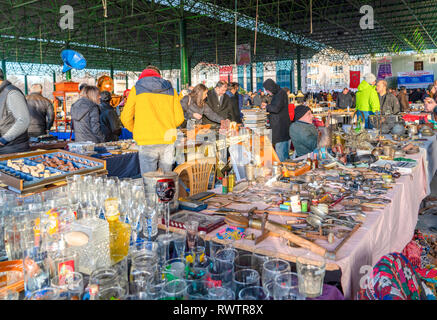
357,253,423,300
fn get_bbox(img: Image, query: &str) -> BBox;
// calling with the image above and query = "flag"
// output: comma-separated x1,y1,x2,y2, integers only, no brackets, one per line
350,71,360,89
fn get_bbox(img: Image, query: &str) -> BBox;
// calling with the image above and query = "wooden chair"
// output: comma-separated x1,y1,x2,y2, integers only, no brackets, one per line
173,157,216,198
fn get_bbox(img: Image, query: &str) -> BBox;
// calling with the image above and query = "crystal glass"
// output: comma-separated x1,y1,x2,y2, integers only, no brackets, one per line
208,286,235,300
185,220,199,251
162,279,188,300
206,260,234,289
88,268,123,299
172,232,187,259
262,258,291,288
234,254,254,272
209,241,224,258
23,248,51,297
95,286,126,300
130,251,158,294
238,285,269,300
186,280,212,300
252,252,270,276
50,272,84,300
214,248,239,266
156,234,173,267
296,254,326,298
273,272,305,300
146,281,166,300
27,287,61,300
162,258,187,281
232,269,260,297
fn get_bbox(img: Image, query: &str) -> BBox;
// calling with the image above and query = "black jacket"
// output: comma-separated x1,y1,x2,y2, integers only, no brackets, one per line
203,89,233,125
26,92,55,137
263,79,291,144
379,93,401,115
180,95,224,126
227,92,242,123
335,92,354,109
99,102,122,142
71,97,105,143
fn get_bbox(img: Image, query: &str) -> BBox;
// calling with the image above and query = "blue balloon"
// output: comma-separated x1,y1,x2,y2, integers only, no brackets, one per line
61,49,87,73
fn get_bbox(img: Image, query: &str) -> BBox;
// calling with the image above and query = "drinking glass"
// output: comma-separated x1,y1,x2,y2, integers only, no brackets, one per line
252,252,270,276
209,241,224,258
23,248,51,297
296,254,326,298
273,272,305,300
172,232,187,259
238,286,269,300
206,261,234,288
146,281,166,300
27,287,61,300
156,234,173,267
262,258,291,288
130,252,156,294
51,272,84,300
88,268,123,298
186,280,212,300
232,269,260,297
162,279,188,300
185,220,199,251
95,286,126,300
162,258,187,281
208,286,235,300
214,248,239,266
234,254,254,272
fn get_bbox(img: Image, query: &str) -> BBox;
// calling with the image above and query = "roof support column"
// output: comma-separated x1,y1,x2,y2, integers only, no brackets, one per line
296,47,302,91
66,70,71,81
24,74,28,95
125,72,129,90
1,59,6,79
53,71,56,91
179,18,189,90
247,63,253,92
110,65,114,81
290,60,295,93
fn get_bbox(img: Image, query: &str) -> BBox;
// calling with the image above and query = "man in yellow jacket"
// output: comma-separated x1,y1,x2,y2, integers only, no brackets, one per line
121,66,184,174
355,73,380,129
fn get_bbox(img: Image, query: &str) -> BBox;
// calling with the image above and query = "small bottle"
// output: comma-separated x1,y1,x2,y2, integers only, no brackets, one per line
228,170,235,192
222,173,228,194
306,154,312,167
312,153,318,169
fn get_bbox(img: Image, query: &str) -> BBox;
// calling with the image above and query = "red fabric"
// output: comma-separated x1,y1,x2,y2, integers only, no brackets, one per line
350,71,360,89
402,114,429,122
138,69,161,80
288,103,295,121
313,118,325,127
123,89,131,97
401,241,422,267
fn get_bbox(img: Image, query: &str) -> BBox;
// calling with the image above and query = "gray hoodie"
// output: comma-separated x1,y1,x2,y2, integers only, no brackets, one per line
71,97,105,143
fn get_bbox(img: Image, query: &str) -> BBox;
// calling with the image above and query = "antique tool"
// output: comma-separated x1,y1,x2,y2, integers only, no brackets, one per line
255,212,273,245
331,223,362,258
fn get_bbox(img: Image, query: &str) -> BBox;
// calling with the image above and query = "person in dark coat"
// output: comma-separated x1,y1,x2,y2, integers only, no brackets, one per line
335,88,354,109
26,84,55,137
398,86,410,112
289,105,318,158
71,85,105,143
226,82,242,123
204,81,233,125
0,69,30,154
180,83,224,127
99,91,122,142
262,79,291,162
376,80,400,115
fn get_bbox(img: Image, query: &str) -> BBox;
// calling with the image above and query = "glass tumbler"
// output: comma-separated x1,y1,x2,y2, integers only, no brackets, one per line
262,258,291,288
185,220,199,251
273,272,305,300
232,268,260,297
27,287,61,300
23,248,51,297
234,254,254,272
162,279,188,300
206,260,233,289
186,280,212,300
214,248,239,266
162,258,187,281
296,254,326,298
238,285,270,300
172,232,187,259
208,286,235,300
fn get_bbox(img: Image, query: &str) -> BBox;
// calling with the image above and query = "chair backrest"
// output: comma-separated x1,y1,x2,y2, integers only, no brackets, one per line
174,157,216,196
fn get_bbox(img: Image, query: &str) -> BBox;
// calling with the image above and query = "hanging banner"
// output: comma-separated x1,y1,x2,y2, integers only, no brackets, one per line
377,57,392,80
397,71,434,89
219,66,233,83
237,44,251,66
350,70,361,89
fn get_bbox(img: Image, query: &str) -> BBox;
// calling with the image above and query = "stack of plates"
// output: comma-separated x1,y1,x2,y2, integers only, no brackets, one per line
242,110,267,129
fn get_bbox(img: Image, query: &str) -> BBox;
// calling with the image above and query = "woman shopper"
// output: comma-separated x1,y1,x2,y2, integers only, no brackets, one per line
99,91,123,142
180,83,224,126
71,85,105,143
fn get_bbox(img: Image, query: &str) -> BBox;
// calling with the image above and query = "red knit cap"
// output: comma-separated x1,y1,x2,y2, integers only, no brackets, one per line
138,69,161,80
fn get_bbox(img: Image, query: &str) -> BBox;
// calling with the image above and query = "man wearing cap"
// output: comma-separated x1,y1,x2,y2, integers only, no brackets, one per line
289,105,318,158
355,73,380,128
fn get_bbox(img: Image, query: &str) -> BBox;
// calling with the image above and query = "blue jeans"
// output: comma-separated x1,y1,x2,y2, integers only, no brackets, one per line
275,140,291,162
138,144,175,175
361,111,374,129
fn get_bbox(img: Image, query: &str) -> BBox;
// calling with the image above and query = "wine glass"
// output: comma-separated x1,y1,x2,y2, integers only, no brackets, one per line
155,178,176,235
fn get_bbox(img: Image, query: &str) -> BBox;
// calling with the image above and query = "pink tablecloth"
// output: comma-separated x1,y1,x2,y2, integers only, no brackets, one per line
206,150,429,299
